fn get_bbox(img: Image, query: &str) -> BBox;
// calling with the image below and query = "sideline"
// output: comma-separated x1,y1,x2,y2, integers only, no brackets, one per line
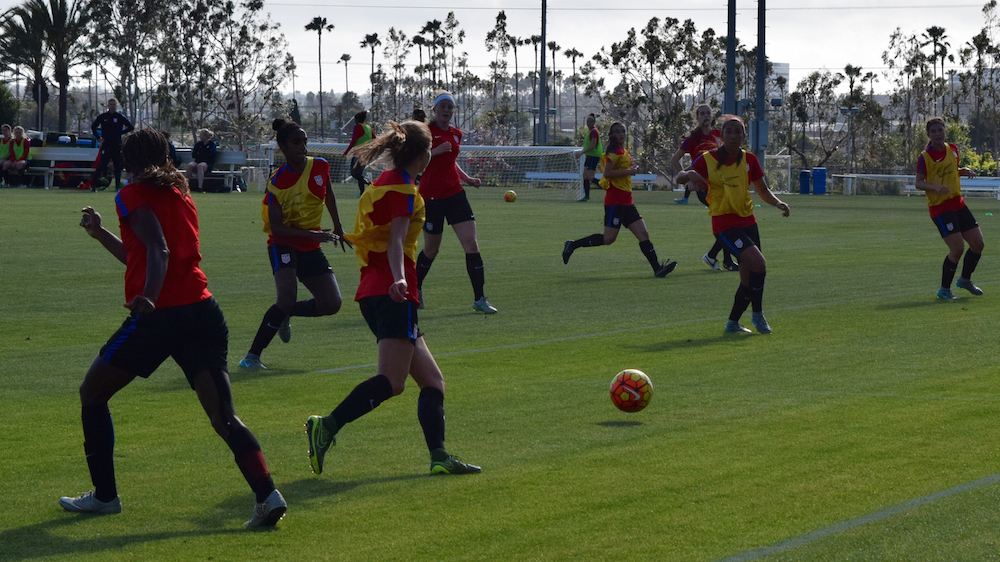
714,471,1000,561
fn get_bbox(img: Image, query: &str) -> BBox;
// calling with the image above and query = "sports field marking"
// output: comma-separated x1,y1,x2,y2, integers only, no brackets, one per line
318,284,993,376
714,470,1000,562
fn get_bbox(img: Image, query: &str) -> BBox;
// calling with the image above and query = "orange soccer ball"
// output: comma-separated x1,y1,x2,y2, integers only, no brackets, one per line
504,190,517,202
609,369,653,413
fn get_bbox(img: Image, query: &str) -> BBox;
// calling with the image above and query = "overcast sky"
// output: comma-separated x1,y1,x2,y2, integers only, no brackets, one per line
0,0,989,101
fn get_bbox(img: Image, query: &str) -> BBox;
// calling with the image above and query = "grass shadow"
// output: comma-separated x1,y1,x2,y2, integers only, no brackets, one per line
629,332,760,353
873,299,957,311
597,421,643,428
276,474,429,506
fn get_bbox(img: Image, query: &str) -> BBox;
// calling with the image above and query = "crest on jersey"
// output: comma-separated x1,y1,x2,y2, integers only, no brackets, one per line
314,175,324,186
453,135,460,144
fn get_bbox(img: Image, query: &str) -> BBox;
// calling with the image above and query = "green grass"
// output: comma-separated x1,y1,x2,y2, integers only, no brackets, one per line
3,185,1000,561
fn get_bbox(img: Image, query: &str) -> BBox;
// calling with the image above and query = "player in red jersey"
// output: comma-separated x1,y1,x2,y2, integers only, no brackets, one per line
914,117,984,299
679,116,790,334
61,129,285,527
414,91,497,314
562,122,677,278
671,104,736,272
239,118,350,370
304,120,481,476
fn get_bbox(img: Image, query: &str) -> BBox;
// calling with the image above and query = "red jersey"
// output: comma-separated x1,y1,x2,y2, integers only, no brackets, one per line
263,158,331,251
115,181,211,309
681,128,722,158
420,123,464,200
355,169,421,302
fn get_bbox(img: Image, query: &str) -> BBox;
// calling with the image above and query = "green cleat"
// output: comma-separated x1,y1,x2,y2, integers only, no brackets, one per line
430,450,482,475
305,415,335,474
473,296,498,314
725,320,752,333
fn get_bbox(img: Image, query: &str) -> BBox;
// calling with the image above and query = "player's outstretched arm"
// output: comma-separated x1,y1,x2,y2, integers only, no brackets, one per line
752,178,789,217
80,206,127,264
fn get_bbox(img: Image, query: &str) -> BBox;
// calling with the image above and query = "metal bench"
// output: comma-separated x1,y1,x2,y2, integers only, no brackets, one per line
176,149,247,192
25,147,100,188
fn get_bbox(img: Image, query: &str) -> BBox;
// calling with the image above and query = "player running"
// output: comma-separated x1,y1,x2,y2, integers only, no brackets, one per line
914,117,985,299
671,104,737,272
305,119,481,477
414,90,498,314
562,122,677,278
678,115,789,334
239,118,350,371
62,129,285,527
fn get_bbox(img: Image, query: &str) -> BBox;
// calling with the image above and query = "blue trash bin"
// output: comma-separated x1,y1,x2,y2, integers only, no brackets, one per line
812,167,827,195
799,170,810,194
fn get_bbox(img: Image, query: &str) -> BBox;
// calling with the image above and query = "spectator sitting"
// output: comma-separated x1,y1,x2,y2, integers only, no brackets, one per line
5,126,31,187
186,128,218,192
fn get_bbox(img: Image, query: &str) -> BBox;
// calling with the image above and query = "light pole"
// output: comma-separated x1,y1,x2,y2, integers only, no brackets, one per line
839,106,859,173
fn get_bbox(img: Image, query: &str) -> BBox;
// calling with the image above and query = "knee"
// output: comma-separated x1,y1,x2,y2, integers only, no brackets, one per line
972,240,985,254
389,378,406,396
422,245,440,260
603,233,617,245
316,295,342,315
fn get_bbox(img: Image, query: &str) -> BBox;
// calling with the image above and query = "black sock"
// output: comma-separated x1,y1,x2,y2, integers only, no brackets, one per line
82,403,117,502
248,305,288,356
583,179,591,198
571,233,605,250
417,387,446,452
638,239,660,271
328,374,394,431
722,246,735,266
290,298,320,317
729,284,751,322
225,424,275,503
707,239,723,260
942,256,959,288
748,270,766,313
466,252,486,301
961,250,982,280
683,186,692,198
416,251,434,289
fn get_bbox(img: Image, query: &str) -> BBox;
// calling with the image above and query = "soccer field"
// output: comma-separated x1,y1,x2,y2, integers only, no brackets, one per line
3,186,1000,561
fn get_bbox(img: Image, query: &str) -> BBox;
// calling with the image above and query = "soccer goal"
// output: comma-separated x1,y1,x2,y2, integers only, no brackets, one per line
764,154,791,194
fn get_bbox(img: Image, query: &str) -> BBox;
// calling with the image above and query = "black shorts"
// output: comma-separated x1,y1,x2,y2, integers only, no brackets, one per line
268,245,333,280
358,295,423,342
604,205,642,230
716,224,762,257
584,156,600,171
932,205,978,238
99,297,228,389
423,190,475,234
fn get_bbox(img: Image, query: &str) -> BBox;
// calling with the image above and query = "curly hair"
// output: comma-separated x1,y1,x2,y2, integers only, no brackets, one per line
122,129,189,194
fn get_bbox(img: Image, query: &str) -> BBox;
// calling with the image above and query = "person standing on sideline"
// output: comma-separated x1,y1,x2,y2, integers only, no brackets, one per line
914,117,984,299
89,98,134,191
344,110,376,197
671,104,737,271
573,114,603,202
414,91,498,313
61,129,286,527
305,120,481,477
239,118,349,371
562,122,678,278
678,116,790,334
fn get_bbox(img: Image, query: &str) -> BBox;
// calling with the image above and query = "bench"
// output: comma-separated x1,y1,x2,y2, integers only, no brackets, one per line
176,149,247,192
524,172,658,190
904,177,1000,199
25,147,100,188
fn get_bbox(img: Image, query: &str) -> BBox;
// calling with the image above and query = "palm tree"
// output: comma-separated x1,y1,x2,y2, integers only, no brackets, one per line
0,3,49,129
508,35,526,144
360,33,381,109
338,53,351,94
305,17,334,139
547,41,560,135
29,0,89,132
921,26,950,114
412,35,426,99
419,20,442,84
530,35,541,140
563,47,583,134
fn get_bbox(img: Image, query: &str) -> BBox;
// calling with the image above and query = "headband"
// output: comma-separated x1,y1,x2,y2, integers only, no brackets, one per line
723,115,745,127
434,93,456,108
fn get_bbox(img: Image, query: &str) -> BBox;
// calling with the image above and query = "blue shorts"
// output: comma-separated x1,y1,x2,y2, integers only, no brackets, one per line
715,224,762,257
268,245,333,280
358,295,422,342
99,297,228,388
932,205,978,238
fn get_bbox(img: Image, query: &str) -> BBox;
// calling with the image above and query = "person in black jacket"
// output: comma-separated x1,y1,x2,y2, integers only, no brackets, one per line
89,98,134,191
186,129,218,192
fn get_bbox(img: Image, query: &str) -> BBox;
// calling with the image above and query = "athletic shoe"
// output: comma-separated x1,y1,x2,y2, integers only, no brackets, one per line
751,312,772,334
277,317,291,343
725,320,752,333
562,240,574,264
702,254,720,270
305,415,335,475
238,353,267,370
722,261,740,272
937,287,959,300
430,453,482,475
654,260,677,278
474,297,498,314
957,278,984,296
674,198,689,204
577,197,589,202
245,489,286,527
59,491,122,514
418,289,425,309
